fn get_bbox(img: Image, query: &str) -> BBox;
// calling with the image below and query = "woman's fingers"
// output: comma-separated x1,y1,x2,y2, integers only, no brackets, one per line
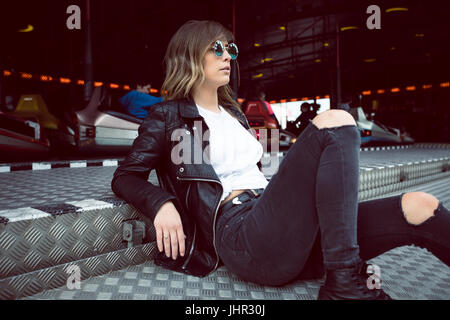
156,227,163,252
170,229,178,260
153,202,186,260
157,227,186,260
171,227,187,260
177,227,186,258
163,229,171,258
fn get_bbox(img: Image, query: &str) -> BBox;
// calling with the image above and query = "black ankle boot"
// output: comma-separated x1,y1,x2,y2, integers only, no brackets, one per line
318,261,393,300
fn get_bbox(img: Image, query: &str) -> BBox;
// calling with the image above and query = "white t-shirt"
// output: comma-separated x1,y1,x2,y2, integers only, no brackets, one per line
196,104,269,201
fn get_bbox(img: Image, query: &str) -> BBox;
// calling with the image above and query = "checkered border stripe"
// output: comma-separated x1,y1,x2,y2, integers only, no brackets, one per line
0,159,125,173
1,143,449,172
0,196,127,226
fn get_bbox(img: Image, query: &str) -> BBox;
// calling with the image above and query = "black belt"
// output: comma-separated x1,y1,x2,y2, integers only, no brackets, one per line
219,188,265,214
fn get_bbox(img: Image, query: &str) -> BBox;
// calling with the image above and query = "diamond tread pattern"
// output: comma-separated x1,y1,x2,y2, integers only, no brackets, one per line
23,175,450,300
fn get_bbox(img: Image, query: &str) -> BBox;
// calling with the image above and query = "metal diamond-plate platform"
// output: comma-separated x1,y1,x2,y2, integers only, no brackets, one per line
359,145,450,168
22,175,450,300
0,146,449,211
1,242,157,300
0,204,143,279
0,167,130,210
1,145,449,300
22,244,450,300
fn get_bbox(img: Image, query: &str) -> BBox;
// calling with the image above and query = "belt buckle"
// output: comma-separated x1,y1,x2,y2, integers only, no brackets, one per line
232,197,242,205
228,189,262,207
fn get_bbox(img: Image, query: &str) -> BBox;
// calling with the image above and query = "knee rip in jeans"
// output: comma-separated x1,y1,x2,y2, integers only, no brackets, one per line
311,110,357,129
400,192,440,226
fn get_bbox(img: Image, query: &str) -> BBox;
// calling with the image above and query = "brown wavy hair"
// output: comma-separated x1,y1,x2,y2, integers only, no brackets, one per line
161,20,242,112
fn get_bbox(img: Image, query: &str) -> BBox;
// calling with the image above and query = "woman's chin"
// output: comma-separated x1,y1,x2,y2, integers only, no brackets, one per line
218,77,230,86
207,77,230,89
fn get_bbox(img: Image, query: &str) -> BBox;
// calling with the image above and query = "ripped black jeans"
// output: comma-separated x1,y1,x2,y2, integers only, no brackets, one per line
215,122,450,286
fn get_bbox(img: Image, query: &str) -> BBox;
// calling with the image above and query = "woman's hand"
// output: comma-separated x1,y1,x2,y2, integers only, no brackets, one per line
153,201,186,260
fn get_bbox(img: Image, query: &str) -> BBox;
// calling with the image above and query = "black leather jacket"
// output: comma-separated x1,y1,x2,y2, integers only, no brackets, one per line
111,97,253,277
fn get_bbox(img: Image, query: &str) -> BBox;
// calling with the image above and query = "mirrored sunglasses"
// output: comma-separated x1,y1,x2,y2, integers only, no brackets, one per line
212,40,239,60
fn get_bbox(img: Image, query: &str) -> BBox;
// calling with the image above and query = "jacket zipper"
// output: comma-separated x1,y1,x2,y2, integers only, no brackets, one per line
185,183,192,210
181,183,193,269
181,224,196,269
177,176,223,272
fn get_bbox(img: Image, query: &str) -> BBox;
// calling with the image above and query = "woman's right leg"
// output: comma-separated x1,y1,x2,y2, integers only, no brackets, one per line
217,111,365,286
216,121,327,285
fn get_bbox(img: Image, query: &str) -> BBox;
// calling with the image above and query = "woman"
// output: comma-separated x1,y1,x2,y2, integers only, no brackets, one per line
111,20,450,300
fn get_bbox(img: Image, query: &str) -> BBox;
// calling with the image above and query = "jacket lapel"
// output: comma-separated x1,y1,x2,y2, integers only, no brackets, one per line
178,97,202,119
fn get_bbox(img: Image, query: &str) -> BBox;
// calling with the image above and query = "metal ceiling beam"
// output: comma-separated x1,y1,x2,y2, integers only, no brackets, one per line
242,54,331,83
246,0,362,30
242,46,331,74
240,31,335,59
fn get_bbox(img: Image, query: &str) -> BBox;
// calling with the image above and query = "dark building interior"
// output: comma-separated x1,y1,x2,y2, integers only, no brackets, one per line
1,0,449,142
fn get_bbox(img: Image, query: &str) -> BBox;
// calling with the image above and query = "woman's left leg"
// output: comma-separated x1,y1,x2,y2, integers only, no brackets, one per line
357,192,450,267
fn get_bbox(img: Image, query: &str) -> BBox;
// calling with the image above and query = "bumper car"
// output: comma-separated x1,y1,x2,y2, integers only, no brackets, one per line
7,94,75,152
0,111,50,161
350,107,414,146
243,100,296,152
71,87,142,154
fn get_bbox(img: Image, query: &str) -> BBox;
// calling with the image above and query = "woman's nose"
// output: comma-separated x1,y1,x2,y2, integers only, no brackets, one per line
222,49,231,61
